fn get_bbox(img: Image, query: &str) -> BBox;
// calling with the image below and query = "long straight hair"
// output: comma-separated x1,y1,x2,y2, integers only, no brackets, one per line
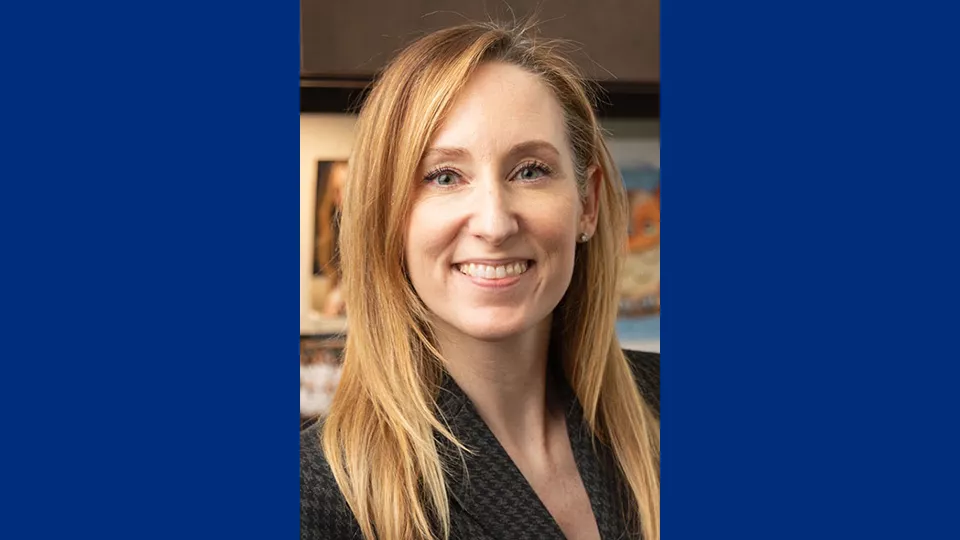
320,21,660,540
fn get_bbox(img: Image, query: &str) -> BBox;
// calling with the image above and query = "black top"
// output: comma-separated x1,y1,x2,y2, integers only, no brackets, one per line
301,350,660,540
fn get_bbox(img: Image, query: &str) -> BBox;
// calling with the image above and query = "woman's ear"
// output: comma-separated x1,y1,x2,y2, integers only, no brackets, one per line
581,164,602,237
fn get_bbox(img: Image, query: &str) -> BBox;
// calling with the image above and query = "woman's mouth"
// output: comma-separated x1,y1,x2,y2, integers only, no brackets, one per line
455,260,531,280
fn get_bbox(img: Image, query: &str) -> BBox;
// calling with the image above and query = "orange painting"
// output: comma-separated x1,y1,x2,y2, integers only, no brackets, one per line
620,166,660,317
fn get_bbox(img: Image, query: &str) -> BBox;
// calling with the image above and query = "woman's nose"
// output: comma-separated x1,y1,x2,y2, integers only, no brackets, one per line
468,181,519,246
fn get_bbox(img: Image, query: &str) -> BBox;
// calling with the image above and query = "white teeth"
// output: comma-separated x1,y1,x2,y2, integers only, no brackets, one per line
456,261,530,279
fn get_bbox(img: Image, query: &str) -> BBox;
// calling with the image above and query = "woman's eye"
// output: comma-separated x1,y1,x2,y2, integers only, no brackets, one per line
424,170,459,187
435,173,456,186
516,164,549,181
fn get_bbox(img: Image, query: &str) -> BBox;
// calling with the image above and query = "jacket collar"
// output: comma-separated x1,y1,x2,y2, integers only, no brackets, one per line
435,369,627,539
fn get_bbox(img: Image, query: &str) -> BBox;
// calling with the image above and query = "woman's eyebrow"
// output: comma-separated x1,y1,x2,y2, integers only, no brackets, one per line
422,146,471,162
423,140,561,163
504,140,561,162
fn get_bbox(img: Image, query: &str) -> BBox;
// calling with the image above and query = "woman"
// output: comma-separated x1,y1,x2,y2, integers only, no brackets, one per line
301,21,660,540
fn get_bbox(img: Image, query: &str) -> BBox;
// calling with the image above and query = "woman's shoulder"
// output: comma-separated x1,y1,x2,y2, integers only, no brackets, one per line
300,422,361,539
622,349,660,417
300,422,333,487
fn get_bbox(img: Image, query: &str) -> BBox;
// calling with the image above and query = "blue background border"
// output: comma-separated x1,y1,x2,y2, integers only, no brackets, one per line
2,0,296,537
3,0,960,538
663,0,960,538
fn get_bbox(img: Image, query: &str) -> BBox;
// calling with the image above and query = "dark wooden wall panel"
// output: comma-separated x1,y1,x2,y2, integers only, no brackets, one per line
301,0,659,83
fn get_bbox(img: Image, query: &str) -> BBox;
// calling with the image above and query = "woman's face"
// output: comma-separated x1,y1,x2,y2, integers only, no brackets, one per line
405,62,598,342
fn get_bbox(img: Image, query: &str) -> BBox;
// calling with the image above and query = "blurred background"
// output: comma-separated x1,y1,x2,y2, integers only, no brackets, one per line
300,0,660,421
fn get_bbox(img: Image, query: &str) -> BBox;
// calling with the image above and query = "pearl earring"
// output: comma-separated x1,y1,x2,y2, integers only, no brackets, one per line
579,233,589,243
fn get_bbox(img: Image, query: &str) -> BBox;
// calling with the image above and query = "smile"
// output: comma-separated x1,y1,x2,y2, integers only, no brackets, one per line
456,261,530,280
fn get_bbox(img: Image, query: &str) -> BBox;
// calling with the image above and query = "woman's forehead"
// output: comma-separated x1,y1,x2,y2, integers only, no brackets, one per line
426,62,569,162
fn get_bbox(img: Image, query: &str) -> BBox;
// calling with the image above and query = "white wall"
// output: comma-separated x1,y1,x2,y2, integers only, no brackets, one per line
300,114,357,320
603,119,660,168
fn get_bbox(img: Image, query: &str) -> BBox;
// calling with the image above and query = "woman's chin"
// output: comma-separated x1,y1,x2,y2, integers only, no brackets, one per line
444,308,540,342
460,325,525,342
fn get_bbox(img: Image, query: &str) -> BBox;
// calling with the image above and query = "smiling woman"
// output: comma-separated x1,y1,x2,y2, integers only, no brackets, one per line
406,66,593,344
301,20,660,540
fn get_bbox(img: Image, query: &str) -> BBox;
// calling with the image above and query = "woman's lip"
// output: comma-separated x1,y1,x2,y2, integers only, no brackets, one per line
454,270,524,288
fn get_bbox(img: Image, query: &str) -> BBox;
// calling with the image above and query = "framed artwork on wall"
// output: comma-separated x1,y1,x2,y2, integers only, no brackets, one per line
615,162,660,352
313,160,348,318
620,164,660,318
313,160,347,277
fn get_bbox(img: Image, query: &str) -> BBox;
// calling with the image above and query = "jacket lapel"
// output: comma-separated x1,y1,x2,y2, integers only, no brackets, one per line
437,374,567,539
436,373,628,539
564,399,630,540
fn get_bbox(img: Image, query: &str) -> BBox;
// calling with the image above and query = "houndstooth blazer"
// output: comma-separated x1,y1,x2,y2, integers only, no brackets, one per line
301,350,659,540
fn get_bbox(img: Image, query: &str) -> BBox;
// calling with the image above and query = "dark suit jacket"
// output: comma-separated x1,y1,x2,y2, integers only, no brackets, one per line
301,350,659,539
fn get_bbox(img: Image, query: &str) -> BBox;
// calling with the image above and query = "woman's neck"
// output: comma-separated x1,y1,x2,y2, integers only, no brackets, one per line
435,316,564,454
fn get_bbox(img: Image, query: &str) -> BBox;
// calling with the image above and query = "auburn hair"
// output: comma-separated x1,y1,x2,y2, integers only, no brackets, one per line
320,20,660,540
